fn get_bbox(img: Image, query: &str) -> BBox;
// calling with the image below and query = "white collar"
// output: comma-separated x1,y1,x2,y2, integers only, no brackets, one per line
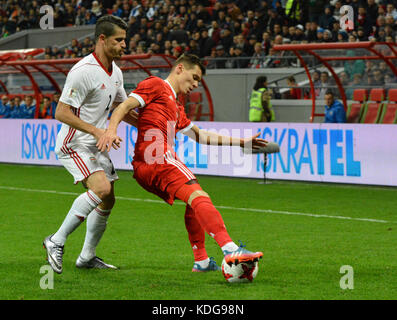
164,79,177,99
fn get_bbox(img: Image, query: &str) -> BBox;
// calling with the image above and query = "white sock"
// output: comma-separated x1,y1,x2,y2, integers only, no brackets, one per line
52,190,102,245
221,242,239,255
194,258,210,268
80,207,111,261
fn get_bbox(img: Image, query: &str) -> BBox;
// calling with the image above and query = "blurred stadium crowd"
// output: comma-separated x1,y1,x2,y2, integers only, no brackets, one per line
3,0,397,65
0,93,59,119
2,0,397,119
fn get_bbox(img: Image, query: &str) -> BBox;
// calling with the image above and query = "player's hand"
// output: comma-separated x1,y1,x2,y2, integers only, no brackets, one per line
96,129,123,152
241,132,280,154
92,128,106,142
241,132,268,150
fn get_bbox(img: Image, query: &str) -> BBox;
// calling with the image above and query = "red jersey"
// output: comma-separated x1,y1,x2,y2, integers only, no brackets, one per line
129,76,193,163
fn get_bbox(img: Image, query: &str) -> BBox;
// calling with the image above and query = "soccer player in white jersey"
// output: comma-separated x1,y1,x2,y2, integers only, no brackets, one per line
43,15,138,274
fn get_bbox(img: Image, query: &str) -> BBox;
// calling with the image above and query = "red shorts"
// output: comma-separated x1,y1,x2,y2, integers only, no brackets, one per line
132,152,197,205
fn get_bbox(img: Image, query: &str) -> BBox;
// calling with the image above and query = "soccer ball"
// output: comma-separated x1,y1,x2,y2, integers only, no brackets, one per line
221,258,259,283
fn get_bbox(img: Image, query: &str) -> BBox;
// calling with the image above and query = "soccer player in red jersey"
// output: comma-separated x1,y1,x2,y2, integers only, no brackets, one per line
98,54,266,271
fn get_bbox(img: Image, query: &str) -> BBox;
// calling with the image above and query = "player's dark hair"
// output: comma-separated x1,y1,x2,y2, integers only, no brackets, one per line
254,76,267,90
325,89,334,96
95,15,128,43
174,54,206,76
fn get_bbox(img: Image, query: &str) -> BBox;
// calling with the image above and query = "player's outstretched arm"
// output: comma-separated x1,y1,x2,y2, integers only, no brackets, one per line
55,101,104,141
183,125,268,149
112,101,139,127
97,96,140,152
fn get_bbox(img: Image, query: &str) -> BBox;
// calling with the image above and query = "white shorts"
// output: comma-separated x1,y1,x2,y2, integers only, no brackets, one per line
56,144,119,184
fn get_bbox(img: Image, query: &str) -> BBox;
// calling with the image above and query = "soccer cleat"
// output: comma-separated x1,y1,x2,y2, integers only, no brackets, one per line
75,256,118,270
192,257,221,272
43,234,64,274
223,241,263,266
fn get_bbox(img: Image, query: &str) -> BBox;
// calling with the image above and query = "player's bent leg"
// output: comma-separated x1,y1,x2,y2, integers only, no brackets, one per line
176,183,220,272
187,189,263,266
85,170,113,201
185,204,221,272
77,178,117,269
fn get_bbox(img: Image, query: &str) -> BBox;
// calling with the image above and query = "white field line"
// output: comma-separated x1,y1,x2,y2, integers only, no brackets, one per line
0,185,392,224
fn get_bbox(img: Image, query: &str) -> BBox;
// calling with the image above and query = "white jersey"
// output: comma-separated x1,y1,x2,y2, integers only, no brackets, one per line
56,53,127,150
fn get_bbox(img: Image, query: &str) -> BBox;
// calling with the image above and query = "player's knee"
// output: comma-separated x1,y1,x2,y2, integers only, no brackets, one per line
91,181,112,200
188,190,210,206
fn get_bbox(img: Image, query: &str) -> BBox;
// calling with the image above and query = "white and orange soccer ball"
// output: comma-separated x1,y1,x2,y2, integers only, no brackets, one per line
221,258,259,283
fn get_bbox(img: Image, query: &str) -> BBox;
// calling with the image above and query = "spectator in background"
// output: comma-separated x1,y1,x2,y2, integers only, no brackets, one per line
51,93,60,118
214,44,228,69
312,70,322,88
8,97,21,119
386,3,397,21
366,0,379,20
307,21,319,42
261,31,271,55
198,28,215,57
384,73,397,89
91,1,105,19
316,28,325,42
345,73,363,100
294,24,307,42
20,95,36,119
356,27,367,41
245,34,258,57
249,42,265,69
40,96,53,119
230,46,249,68
356,6,373,37
318,6,336,30
324,90,346,123
220,28,233,52
318,72,331,99
323,29,333,42
285,76,302,99
51,46,62,59
372,69,385,86
0,95,9,118
263,47,281,68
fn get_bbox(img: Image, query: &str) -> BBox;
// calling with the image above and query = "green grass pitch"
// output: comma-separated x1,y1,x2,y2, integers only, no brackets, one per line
0,163,396,300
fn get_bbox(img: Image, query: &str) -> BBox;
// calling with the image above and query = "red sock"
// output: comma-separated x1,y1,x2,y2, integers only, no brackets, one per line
184,205,208,262
190,196,232,248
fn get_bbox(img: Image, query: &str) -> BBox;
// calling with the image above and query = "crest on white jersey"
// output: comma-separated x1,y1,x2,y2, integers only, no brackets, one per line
69,88,77,98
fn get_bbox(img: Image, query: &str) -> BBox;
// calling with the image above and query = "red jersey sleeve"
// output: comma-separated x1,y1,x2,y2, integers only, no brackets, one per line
176,102,193,133
129,76,164,107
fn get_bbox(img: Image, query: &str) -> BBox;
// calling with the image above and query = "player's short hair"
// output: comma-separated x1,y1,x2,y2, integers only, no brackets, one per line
95,15,128,43
325,89,334,96
174,54,206,76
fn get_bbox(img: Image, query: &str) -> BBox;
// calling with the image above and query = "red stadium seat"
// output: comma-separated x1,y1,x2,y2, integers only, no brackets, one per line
346,89,367,123
361,88,385,123
378,89,397,124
